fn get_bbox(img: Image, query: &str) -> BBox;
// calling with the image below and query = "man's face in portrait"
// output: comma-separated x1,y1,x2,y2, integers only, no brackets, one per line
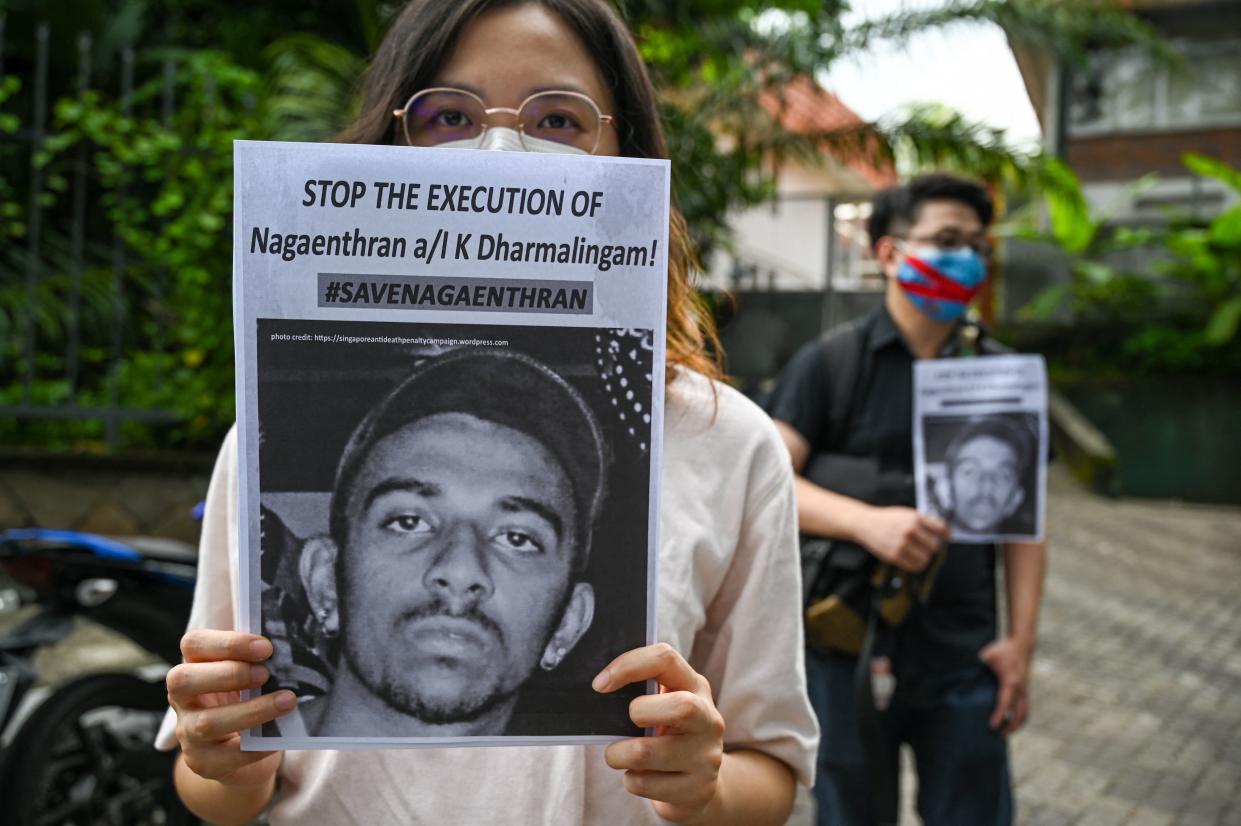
333,411,592,727
947,433,1025,534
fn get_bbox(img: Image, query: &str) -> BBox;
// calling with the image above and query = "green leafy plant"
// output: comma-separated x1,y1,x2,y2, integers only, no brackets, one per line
1177,153,1241,345
0,0,1173,451
0,50,265,449
0,76,25,242
1005,154,1241,376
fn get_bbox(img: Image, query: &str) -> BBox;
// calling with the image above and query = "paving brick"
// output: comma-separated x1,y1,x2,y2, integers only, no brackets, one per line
1175,800,1227,825
77,498,142,535
1001,467,1241,826
1125,809,1174,826
6,470,102,529
1078,797,1135,826
1027,807,1076,826
0,478,32,527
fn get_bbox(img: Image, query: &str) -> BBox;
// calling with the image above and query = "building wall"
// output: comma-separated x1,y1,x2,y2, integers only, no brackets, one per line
1058,1,1241,194
718,289,884,385
1068,126,1241,182
0,452,212,543
1078,175,1240,225
703,163,879,293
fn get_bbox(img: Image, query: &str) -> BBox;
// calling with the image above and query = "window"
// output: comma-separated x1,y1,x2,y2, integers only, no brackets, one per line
1068,39,1241,135
1166,43,1241,124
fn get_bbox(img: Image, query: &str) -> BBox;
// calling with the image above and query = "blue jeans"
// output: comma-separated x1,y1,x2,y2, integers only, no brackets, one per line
806,647,1013,826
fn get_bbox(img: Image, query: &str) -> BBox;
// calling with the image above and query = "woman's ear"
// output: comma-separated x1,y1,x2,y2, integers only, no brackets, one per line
299,535,341,637
539,582,595,671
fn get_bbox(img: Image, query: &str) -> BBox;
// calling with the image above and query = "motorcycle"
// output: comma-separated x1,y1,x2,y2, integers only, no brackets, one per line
0,528,198,825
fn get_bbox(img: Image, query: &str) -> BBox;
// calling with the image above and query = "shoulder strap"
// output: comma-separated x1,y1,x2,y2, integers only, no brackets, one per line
819,317,867,452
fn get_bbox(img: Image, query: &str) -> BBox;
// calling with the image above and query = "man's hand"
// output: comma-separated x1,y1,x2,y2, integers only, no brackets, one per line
980,637,1032,735
594,643,726,824
856,506,949,573
167,630,293,789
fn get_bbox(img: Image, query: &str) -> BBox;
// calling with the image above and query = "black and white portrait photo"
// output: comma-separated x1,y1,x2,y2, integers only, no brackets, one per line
251,319,655,744
919,412,1043,543
913,353,1048,543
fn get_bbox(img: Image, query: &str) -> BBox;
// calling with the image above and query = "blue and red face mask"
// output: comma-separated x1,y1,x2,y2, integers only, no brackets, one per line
894,247,987,323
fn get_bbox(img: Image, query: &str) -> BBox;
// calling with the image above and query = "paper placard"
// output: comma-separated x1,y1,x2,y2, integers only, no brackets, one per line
913,354,1048,543
234,141,668,748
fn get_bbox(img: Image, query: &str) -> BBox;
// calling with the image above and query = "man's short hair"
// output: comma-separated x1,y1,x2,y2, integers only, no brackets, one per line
944,416,1032,475
328,348,608,570
866,172,995,253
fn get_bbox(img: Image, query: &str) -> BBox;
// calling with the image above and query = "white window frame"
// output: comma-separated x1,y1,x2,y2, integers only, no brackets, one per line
1068,37,1241,137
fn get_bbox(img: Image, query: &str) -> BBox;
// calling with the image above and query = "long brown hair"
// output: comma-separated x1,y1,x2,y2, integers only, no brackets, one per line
337,0,723,383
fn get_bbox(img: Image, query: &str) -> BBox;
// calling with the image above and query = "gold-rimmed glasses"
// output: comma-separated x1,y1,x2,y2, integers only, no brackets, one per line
393,87,616,154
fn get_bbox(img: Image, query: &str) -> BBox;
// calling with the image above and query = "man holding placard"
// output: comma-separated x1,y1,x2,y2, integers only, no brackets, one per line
767,173,1048,826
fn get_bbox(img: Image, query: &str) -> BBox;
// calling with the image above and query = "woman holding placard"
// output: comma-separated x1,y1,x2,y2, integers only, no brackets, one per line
159,2,817,824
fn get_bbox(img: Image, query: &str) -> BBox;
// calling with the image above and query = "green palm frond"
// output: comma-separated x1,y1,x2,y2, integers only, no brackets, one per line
264,34,366,142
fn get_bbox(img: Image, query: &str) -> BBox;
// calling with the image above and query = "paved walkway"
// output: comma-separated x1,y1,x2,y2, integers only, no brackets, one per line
1008,466,1241,826
791,465,1241,826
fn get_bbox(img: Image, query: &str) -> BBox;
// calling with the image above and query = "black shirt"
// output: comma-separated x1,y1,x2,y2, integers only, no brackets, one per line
765,304,997,672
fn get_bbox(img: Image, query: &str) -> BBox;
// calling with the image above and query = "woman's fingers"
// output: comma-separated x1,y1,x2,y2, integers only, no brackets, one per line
181,736,281,784
621,769,715,812
179,690,296,745
167,661,268,709
593,643,705,696
597,644,725,819
171,629,290,790
605,733,709,773
627,690,722,735
180,629,273,664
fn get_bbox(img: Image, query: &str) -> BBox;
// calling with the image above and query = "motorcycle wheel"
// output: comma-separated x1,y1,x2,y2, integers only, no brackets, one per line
1,672,195,826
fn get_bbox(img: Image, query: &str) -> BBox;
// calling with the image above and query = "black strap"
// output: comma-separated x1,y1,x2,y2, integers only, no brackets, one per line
854,588,899,826
820,317,866,453
817,315,901,822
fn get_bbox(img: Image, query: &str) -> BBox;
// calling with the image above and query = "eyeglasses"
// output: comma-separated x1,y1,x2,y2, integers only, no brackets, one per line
393,87,616,154
900,231,993,258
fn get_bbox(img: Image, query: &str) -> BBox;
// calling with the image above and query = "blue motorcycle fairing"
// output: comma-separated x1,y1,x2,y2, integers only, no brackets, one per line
1,529,142,562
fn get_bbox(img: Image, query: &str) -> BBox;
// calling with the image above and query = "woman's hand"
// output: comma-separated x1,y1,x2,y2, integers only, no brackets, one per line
166,630,294,789
593,643,726,824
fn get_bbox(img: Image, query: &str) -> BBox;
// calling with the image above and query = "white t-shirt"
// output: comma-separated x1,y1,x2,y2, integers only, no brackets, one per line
156,370,818,825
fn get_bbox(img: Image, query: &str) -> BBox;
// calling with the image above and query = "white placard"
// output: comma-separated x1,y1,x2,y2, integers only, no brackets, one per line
233,141,668,749
913,354,1048,543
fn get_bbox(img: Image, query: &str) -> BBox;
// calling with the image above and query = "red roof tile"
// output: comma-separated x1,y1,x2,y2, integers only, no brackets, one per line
759,75,898,188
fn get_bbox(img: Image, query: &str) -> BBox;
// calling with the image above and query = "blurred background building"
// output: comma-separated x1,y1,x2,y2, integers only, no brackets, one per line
1016,0,1241,223
1002,0,1241,504
704,76,896,385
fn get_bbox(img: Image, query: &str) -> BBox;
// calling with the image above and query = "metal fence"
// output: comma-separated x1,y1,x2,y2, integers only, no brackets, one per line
0,16,189,447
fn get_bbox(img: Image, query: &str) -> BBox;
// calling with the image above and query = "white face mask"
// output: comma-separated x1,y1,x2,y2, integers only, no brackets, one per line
437,127,589,155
